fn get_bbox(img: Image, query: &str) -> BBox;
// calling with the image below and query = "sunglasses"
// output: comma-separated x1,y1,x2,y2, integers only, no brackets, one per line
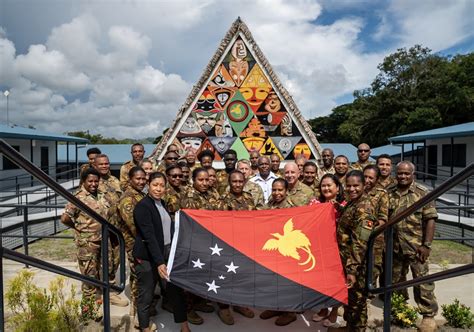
166,157,178,160
358,149,370,153
170,174,183,178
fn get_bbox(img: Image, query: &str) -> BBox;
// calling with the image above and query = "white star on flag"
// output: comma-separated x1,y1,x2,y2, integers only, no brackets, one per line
209,243,223,256
192,258,205,269
218,275,226,280
206,280,221,294
225,261,239,273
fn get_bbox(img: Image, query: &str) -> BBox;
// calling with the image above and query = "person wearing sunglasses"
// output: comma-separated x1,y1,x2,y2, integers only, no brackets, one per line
351,143,374,171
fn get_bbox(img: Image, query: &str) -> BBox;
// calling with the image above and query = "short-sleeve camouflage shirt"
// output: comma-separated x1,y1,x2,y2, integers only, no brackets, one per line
287,181,313,206
181,188,219,210
217,192,256,211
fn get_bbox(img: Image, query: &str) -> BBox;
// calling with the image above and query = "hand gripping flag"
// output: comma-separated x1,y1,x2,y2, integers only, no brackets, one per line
167,203,348,311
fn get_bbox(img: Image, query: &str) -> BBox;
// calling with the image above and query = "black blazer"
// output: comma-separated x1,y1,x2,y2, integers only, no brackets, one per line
132,195,170,267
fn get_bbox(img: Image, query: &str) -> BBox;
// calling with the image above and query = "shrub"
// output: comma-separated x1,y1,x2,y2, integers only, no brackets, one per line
6,270,82,331
441,299,474,328
391,293,419,328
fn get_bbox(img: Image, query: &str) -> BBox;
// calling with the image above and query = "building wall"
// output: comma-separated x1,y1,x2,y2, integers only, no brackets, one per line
426,135,474,177
0,138,57,190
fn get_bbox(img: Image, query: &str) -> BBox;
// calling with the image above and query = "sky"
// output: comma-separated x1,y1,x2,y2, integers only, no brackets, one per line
0,0,473,139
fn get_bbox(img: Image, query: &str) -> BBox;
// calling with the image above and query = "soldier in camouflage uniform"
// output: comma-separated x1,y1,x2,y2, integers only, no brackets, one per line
197,149,215,169
61,168,110,305
249,150,260,177
79,147,101,185
302,161,320,199
108,166,147,316
180,162,191,187
215,171,256,324
93,154,128,306
295,155,307,181
120,143,145,191
236,159,264,209
336,170,381,331
205,166,221,201
363,165,389,284
334,155,350,189
216,149,237,195
185,149,200,172
351,143,374,171
388,161,438,331
284,162,313,206
156,151,179,174
318,148,336,179
163,165,185,220
376,154,397,189
270,153,283,178
265,178,295,209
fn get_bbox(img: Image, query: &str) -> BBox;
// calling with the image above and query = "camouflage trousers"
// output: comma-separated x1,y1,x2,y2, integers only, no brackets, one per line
76,239,101,301
108,236,120,290
126,248,138,311
393,252,438,316
344,279,368,331
373,233,385,283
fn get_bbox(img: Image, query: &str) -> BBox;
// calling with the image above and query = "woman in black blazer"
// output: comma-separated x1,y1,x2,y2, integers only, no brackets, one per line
133,172,190,332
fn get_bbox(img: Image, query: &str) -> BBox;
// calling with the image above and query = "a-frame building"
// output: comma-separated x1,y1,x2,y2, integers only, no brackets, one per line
151,18,322,163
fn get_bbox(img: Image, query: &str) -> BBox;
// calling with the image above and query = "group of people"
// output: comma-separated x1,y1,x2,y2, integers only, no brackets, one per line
61,142,439,332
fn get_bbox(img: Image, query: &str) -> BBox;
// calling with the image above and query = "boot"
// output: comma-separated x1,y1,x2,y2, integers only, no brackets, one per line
419,316,437,332
109,293,129,307
275,312,297,326
218,308,235,325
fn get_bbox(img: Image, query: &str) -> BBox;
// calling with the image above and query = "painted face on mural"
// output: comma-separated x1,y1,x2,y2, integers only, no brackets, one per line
181,137,203,151
240,87,269,109
264,92,281,113
180,116,201,134
281,113,293,136
240,117,265,137
232,39,247,60
214,116,233,137
293,143,311,160
195,112,219,134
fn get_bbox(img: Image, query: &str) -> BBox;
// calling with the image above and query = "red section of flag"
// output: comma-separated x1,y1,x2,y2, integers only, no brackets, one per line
183,203,347,304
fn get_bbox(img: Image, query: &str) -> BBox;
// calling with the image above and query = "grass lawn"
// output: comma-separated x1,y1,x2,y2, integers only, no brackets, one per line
430,240,473,265
18,229,77,261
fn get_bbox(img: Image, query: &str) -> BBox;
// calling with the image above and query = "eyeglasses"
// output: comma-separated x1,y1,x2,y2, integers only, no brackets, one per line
170,174,183,178
358,149,370,153
166,157,178,160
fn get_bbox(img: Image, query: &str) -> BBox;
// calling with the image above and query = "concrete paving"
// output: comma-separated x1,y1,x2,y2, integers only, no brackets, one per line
2,259,473,331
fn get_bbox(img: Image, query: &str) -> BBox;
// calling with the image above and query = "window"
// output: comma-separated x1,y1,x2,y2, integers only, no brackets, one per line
442,144,466,167
2,145,20,170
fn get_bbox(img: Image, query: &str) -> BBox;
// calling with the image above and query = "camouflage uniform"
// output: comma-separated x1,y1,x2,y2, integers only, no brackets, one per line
287,181,313,206
189,162,201,172
336,174,347,189
303,181,320,200
108,186,145,310
63,187,110,302
218,191,256,211
265,197,295,209
377,176,397,189
79,163,92,177
243,181,264,209
119,160,138,191
99,174,123,290
273,169,284,178
216,170,231,195
351,160,374,171
163,185,183,221
337,192,386,331
317,165,335,179
181,187,220,210
388,182,439,317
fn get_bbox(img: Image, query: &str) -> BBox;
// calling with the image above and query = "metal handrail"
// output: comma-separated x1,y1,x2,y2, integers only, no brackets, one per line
0,139,126,331
366,163,474,331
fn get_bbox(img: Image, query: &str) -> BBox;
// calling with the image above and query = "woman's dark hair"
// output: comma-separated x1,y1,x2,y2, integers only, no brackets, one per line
318,173,344,203
86,147,101,156
346,170,365,184
129,166,145,179
192,167,208,181
197,149,215,162
81,167,100,182
165,165,182,175
149,171,167,184
272,178,289,190
363,164,380,178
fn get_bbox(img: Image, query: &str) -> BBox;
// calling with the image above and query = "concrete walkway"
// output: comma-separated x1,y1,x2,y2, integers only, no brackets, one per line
2,260,473,331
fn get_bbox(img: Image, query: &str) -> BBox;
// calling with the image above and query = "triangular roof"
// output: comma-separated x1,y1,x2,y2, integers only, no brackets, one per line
151,17,322,162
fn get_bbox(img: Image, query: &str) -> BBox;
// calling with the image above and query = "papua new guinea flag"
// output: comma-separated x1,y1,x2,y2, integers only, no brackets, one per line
167,203,347,311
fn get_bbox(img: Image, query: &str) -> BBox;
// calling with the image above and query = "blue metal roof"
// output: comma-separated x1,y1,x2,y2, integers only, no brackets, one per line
0,124,88,143
58,144,156,164
389,122,474,143
371,143,424,158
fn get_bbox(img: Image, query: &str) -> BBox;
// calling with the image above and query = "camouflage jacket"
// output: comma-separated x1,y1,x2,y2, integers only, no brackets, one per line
64,186,110,242
108,186,145,251
265,197,295,209
303,180,320,200
216,170,231,195
337,191,386,276
119,160,138,191
318,165,335,179
388,182,438,255
217,192,256,211
287,181,313,206
99,174,122,205
335,174,347,189
208,187,221,201
351,160,374,171
377,176,397,190
244,181,264,209
163,185,184,217
181,188,219,210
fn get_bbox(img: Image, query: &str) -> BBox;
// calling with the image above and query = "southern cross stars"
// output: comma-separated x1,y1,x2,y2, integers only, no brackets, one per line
192,258,205,269
209,243,223,256
225,261,239,273
206,280,220,294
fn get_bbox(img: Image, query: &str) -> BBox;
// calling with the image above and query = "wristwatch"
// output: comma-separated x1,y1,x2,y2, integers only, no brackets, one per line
422,242,432,249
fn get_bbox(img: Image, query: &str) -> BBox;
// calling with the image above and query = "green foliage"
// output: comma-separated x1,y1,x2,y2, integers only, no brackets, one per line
391,293,419,328
80,296,103,323
441,299,474,328
65,130,156,144
6,270,82,331
309,46,474,146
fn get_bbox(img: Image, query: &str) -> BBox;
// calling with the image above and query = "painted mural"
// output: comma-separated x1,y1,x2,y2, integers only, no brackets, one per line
173,37,315,161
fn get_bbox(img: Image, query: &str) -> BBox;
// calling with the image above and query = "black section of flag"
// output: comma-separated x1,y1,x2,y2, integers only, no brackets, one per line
168,211,343,312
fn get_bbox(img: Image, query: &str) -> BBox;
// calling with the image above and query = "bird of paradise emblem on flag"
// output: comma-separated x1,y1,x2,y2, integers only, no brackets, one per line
262,218,316,271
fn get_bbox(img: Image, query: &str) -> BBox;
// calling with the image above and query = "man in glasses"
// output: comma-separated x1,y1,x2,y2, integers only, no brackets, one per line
164,165,184,222
352,143,374,171
157,151,180,173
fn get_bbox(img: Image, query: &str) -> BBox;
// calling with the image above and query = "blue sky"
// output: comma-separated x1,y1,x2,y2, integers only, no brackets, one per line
1,0,472,138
